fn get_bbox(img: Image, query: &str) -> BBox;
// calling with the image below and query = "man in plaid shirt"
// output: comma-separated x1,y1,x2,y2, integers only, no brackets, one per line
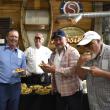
41,29,83,110
76,31,110,110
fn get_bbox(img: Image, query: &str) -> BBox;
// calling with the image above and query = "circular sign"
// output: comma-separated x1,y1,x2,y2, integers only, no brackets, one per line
60,1,83,14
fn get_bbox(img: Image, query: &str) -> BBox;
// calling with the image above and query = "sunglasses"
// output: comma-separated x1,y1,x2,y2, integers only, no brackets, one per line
84,41,93,47
35,37,41,39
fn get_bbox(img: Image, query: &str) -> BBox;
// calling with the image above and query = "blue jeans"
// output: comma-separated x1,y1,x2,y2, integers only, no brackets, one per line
0,83,21,110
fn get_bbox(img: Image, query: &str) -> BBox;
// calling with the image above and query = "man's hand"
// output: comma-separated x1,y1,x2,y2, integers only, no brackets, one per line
40,62,55,74
90,66,104,77
77,53,92,66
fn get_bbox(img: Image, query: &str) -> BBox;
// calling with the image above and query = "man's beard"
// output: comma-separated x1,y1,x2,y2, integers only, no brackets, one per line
57,45,64,52
91,52,97,59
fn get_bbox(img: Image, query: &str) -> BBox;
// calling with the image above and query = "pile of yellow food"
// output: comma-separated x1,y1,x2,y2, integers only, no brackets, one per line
21,83,52,95
21,83,32,94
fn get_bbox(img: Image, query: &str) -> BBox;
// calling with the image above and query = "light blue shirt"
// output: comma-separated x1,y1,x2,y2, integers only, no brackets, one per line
0,45,26,84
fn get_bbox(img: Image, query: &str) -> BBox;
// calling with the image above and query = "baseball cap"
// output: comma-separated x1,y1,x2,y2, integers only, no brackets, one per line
51,29,66,39
77,31,101,46
35,32,43,39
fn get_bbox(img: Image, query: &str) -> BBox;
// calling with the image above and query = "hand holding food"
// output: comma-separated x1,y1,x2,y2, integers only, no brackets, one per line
12,68,26,77
77,52,92,66
39,61,55,73
15,68,25,73
82,52,92,61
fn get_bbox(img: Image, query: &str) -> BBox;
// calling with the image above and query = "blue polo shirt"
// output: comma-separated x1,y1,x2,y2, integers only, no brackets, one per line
0,45,26,84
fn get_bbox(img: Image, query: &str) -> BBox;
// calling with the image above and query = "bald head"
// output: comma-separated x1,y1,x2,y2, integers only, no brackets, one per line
35,32,43,39
34,32,44,48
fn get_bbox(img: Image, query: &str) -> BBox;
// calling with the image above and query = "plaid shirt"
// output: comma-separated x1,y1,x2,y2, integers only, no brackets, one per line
49,44,81,96
86,44,110,110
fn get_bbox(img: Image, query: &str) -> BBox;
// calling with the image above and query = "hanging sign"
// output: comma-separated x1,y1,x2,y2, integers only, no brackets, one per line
60,1,83,14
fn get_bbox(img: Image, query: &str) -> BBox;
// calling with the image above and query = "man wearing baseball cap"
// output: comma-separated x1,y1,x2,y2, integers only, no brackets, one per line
76,31,110,110
77,31,101,46
40,29,83,110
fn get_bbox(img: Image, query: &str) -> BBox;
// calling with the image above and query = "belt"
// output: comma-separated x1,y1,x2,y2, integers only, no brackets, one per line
0,82,20,86
56,90,83,97
31,73,45,76
31,73,50,78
